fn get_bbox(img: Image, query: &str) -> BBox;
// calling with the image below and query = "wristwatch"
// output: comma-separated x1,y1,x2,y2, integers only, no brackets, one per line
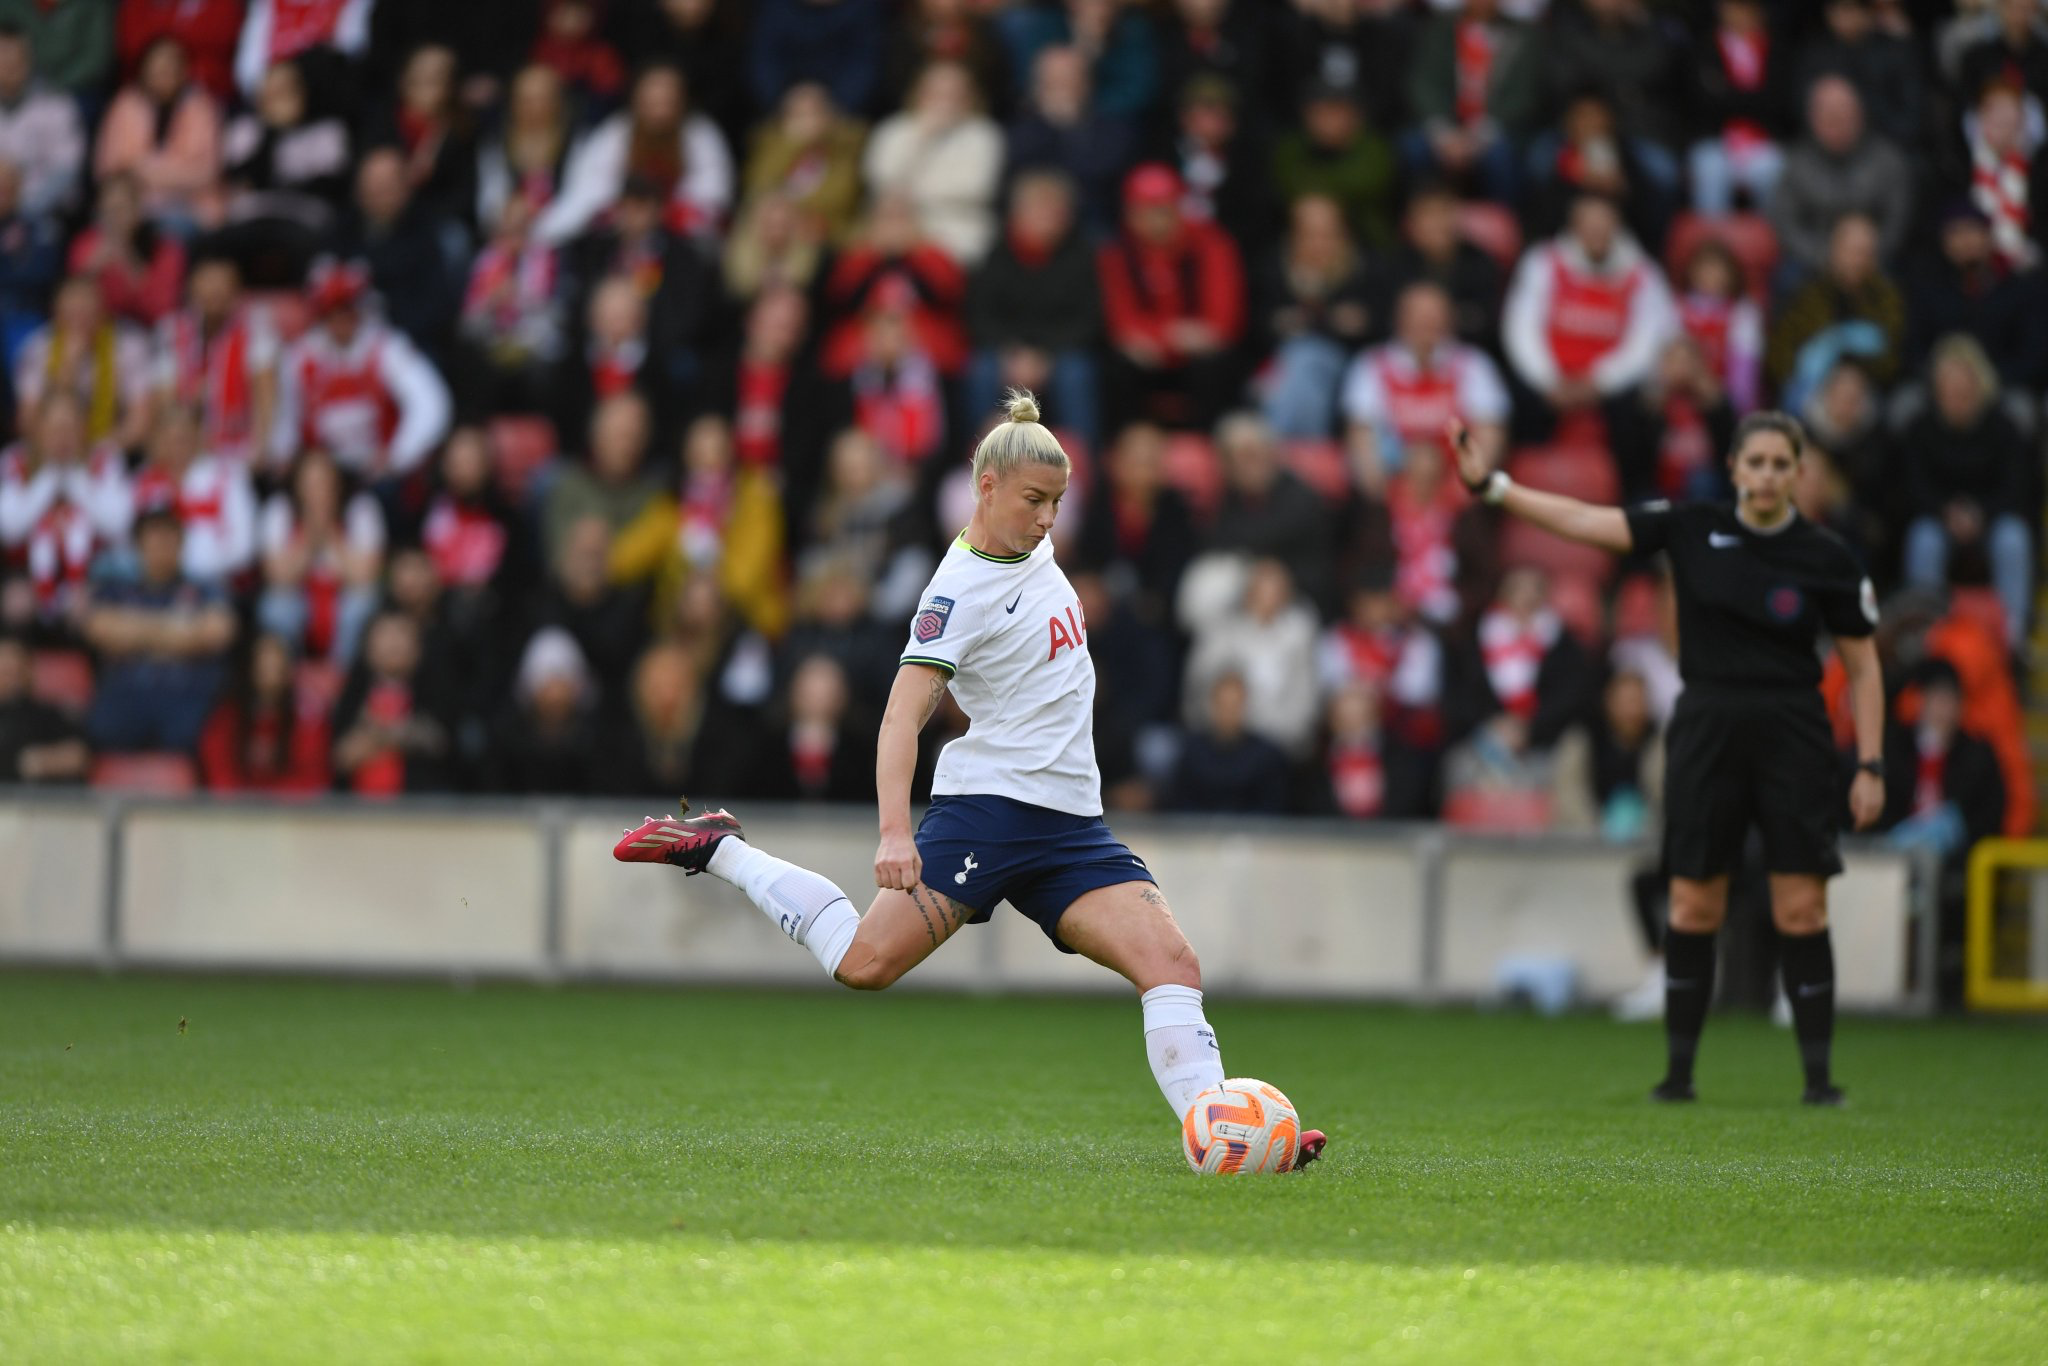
1856,758,1885,778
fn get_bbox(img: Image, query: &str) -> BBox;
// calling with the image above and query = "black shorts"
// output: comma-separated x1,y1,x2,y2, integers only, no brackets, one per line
1662,686,1846,880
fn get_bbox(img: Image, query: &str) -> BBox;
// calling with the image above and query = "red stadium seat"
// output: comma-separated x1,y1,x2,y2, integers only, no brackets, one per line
1282,438,1350,500
1456,201,1523,273
1663,212,1778,301
91,753,199,794
1442,786,1553,832
1547,572,1607,647
30,649,94,714
488,415,558,503
1501,516,1613,586
1947,587,2008,646
1611,574,1662,640
1508,442,1619,505
1161,432,1223,521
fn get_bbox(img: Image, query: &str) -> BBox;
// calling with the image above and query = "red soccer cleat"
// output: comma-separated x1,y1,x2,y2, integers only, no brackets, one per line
612,802,745,874
1291,1129,1327,1171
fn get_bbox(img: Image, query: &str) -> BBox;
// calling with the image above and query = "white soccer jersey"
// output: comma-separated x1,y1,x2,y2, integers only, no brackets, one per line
900,531,1101,816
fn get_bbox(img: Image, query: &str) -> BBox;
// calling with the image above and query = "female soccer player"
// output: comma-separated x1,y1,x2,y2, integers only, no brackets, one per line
1450,412,1886,1104
616,391,1325,1167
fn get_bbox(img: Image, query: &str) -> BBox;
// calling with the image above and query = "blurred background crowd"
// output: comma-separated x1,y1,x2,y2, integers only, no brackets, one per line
0,0,2037,886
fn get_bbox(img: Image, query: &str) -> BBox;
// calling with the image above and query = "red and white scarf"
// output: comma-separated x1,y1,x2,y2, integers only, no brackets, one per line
1971,135,2037,271
1329,737,1385,818
1479,607,1558,720
1454,20,1494,128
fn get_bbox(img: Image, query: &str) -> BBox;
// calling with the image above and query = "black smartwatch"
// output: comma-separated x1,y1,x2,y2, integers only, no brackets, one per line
1856,758,1885,778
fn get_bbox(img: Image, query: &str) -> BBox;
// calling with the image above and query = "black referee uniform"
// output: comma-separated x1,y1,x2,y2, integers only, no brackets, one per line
1622,498,1877,1100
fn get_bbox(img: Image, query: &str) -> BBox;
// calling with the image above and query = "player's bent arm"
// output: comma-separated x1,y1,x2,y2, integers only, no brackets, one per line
874,662,949,889
1494,481,1635,555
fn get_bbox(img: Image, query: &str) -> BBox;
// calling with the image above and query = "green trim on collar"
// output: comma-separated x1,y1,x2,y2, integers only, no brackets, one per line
954,530,1031,564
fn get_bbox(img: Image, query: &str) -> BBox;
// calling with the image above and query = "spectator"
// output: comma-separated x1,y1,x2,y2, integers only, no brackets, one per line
197,632,331,792
1098,163,1245,433
68,174,186,327
1958,0,2048,110
488,624,610,795
1880,657,2005,865
330,608,456,796
456,189,564,417
220,58,352,286
14,275,152,449
1204,409,1334,610
1957,77,2044,275
1316,567,1448,800
819,192,968,380
1550,666,1663,839
94,35,226,235
748,0,886,118
1526,86,1670,250
1800,357,1893,541
83,507,235,754
1160,0,1271,114
740,82,866,249
616,636,707,796
329,146,464,356
1607,334,1736,505
544,390,659,567
1541,0,1688,193
726,283,833,517
1441,708,1553,828
258,448,383,665
1318,681,1391,819
1451,565,1594,749
1403,0,1544,205
152,254,278,469
1373,180,1504,354
1273,76,1398,253
884,0,1012,121
0,391,130,622
420,425,528,655
131,401,257,587
537,63,735,244
1181,555,1320,758
1167,669,1290,813
1769,75,1912,280
803,426,934,621
528,0,624,114
232,0,375,101
117,0,243,102
1906,199,2042,389
557,267,654,453
1767,212,1904,405
610,0,749,144
843,302,951,475
531,512,648,709
998,0,1160,124
777,552,898,708
0,2,105,93
1257,193,1373,441
1004,43,1134,240
1152,72,1274,264
1795,0,1924,152
475,65,580,230
272,258,453,482
1501,191,1677,434
1686,0,1795,215
0,23,84,217
0,628,87,782
863,59,1004,265
1898,335,2034,649
361,43,478,232
966,170,1101,449
1343,279,1509,497
1672,237,1764,415
1075,420,1196,622
0,157,61,356
723,188,825,304
1280,0,1417,138
753,652,876,803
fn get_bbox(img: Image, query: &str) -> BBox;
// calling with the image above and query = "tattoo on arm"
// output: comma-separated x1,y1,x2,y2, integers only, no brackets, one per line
917,672,948,728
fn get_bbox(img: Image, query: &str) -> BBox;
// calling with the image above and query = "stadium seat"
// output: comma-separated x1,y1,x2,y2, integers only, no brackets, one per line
1501,515,1613,586
1507,442,1619,506
1442,786,1553,832
30,649,94,714
1947,587,2009,646
1547,572,1607,646
1160,432,1223,521
487,415,558,503
1456,201,1523,273
1610,574,1662,640
1281,438,1350,500
91,752,199,794
1663,212,1778,301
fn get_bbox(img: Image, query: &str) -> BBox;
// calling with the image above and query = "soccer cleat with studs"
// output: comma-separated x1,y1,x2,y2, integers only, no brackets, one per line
612,800,744,874
1291,1129,1327,1171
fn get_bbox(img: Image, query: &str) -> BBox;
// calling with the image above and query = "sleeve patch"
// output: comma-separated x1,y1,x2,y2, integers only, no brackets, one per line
1859,577,1879,626
913,596,955,644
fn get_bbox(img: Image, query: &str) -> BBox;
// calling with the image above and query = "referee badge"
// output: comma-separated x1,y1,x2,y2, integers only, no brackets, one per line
914,596,955,643
1859,577,1879,626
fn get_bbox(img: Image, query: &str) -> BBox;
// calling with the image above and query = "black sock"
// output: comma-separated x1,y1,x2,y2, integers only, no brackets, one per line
1662,928,1717,1087
1779,929,1835,1090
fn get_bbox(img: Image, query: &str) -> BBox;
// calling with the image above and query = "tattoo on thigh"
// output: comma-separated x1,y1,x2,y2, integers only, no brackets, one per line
1139,887,1168,909
906,888,940,948
910,885,973,941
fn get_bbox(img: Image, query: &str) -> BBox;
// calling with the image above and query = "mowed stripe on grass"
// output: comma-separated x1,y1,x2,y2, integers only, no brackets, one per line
1,974,2042,1363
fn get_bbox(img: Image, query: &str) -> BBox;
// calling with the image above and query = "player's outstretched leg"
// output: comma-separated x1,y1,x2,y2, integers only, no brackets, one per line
1654,875,1728,1102
1772,874,1845,1106
614,804,862,979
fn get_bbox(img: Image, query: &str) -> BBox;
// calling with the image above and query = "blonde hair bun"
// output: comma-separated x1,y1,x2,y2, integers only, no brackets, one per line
1003,388,1041,425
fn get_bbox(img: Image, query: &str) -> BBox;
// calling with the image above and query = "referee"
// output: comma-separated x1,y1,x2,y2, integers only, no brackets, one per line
1451,412,1886,1105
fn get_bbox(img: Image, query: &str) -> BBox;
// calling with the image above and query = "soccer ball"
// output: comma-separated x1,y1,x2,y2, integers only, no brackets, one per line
1181,1078,1302,1174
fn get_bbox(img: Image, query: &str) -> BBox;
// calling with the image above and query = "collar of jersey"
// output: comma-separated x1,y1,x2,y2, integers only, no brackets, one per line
955,530,1031,564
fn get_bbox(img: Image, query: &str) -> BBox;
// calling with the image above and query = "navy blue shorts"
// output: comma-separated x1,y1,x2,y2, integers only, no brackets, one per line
915,794,1157,953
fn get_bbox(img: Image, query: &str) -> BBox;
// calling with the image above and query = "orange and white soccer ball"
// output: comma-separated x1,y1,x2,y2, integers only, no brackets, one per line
1181,1078,1302,1173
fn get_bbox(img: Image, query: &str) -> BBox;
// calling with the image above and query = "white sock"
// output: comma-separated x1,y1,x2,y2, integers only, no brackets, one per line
1142,984,1225,1120
706,838,860,978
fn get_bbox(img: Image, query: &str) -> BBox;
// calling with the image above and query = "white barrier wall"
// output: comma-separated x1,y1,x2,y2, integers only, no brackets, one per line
0,798,1930,1010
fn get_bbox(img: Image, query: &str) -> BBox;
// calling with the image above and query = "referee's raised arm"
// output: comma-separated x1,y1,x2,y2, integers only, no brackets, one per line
1447,419,1634,555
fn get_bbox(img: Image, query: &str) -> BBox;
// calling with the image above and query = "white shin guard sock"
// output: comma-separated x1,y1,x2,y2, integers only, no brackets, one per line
1141,984,1224,1120
706,838,860,978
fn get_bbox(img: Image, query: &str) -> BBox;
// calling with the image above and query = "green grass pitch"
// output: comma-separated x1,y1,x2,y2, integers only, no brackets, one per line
2,972,2043,1363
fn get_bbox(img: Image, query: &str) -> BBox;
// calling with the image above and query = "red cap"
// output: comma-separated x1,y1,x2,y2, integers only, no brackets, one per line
307,259,370,316
1123,163,1182,209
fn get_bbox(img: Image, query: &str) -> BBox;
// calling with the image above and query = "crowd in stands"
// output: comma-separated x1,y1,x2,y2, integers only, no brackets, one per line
0,0,2036,875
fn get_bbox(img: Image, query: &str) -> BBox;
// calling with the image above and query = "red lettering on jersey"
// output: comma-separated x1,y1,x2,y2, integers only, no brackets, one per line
1047,614,1076,659
1065,605,1084,642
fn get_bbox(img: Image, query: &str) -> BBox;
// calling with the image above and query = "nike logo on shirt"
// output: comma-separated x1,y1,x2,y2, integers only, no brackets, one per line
1708,532,1743,548
1004,591,1024,613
